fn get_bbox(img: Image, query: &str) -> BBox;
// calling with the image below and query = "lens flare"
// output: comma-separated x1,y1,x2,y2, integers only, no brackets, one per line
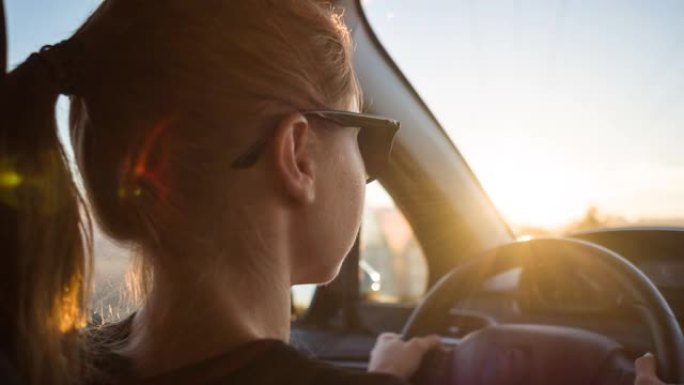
0,170,23,188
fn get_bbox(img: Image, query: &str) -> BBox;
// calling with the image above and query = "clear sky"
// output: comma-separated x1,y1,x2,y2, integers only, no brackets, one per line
5,0,99,67
363,0,684,230
6,0,684,231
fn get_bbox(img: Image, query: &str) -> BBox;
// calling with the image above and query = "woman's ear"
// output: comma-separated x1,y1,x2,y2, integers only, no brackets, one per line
272,112,316,204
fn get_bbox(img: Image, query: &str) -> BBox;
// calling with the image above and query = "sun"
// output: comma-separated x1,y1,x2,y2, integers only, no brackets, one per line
463,135,595,231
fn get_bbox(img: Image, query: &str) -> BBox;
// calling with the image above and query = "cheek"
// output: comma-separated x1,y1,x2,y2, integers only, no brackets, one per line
321,133,366,232
342,175,365,240
292,138,366,284
326,139,366,261
338,137,366,238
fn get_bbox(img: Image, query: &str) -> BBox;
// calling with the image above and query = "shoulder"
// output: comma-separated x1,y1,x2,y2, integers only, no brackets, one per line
81,326,410,385
226,341,410,385
81,315,135,385
0,351,18,385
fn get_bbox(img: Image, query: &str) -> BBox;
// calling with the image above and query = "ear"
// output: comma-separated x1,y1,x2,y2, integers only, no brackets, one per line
273,112,316,204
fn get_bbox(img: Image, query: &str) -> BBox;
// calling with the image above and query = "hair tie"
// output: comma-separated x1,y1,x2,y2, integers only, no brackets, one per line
32,39,79,95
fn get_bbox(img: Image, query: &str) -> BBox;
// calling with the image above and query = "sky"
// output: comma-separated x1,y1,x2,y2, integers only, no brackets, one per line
363,0,684,230
5,0,99,66
6,0,684,231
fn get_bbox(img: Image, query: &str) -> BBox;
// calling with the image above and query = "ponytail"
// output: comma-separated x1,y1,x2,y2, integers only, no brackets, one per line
0,43,90,385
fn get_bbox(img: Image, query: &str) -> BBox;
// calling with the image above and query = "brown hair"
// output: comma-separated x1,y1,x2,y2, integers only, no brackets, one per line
0,48,91,384
0,0,359,383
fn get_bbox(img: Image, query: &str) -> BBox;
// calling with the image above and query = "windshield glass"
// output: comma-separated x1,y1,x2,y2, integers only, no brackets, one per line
362,0,684,236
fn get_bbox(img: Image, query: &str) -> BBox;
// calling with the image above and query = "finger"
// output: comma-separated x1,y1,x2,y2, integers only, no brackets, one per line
635,353,658,378
410,335,442,352
421,335,442,349
378,332,399,341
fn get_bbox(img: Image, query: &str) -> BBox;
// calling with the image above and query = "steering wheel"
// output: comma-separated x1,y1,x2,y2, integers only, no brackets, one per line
403,238,684,385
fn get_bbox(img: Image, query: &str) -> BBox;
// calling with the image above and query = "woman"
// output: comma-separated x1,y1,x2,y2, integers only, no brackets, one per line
0,0,672,384
1,0,438,384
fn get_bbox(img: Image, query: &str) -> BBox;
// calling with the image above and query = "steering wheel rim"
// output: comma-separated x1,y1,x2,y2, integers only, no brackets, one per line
402,238,684,383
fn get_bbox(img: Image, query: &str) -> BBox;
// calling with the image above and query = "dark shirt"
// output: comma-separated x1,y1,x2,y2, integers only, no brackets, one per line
86,318,409,385
0,351,18,385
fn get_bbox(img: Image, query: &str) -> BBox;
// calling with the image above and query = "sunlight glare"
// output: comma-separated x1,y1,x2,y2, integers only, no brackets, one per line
465,134,594,230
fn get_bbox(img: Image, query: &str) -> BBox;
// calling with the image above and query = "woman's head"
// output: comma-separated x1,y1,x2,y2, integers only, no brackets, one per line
1,0,366,382
68,0,365,279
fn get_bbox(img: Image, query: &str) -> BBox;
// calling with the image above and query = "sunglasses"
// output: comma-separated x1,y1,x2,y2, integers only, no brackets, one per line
231,110,400,183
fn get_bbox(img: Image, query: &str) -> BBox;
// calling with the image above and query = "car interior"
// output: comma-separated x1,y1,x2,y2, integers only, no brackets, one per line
4,0,684,384
288,3,684,384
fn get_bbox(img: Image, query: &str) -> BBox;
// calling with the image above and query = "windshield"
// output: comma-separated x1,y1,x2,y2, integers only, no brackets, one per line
362,0,684,236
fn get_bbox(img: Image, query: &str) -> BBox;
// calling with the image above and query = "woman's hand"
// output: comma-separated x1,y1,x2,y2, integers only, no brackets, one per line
368,332,441,380
635,353,678,385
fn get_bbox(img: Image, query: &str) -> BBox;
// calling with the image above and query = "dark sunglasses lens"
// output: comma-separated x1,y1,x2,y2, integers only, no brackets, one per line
304,111,399,183
358,128,391,183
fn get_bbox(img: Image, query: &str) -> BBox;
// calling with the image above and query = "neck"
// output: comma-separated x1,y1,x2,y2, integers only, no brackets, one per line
120,250,292,377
